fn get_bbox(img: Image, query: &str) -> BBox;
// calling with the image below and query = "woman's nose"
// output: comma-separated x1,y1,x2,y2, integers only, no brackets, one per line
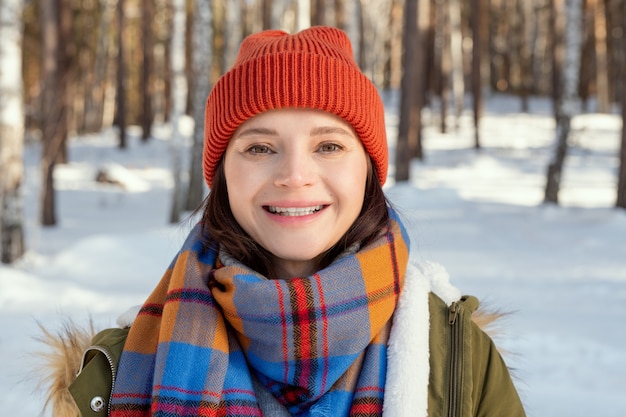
273,151,316,188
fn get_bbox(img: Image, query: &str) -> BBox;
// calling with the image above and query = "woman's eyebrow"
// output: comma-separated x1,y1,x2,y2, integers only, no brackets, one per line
235,127,278,138
310,126,354,137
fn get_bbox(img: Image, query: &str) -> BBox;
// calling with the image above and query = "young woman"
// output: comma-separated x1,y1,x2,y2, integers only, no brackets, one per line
43,26,526,417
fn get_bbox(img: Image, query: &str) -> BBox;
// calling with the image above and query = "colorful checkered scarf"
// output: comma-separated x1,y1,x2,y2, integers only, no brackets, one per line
110,210,409,417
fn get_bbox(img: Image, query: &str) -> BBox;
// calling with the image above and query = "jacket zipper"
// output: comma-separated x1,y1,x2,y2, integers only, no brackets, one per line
447,301,463,417
78,345,117,416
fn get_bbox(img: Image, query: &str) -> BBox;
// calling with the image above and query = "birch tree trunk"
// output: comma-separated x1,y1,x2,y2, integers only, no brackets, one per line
544,0,582,204
0,0,26,263
169,0,188,223
185,0,212,211
297,0,311,31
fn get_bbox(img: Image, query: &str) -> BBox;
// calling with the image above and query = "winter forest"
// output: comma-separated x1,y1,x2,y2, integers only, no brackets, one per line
1,0,626,415
2,0,626,259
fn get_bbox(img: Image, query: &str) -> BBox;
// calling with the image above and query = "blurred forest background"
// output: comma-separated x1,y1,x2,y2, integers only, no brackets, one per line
2,0,626,264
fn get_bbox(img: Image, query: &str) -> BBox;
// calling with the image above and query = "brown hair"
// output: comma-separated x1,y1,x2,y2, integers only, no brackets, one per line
201,159,390,279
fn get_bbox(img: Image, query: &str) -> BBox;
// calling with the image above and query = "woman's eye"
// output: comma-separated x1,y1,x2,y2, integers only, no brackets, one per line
246,144,272,154
318,143,342,153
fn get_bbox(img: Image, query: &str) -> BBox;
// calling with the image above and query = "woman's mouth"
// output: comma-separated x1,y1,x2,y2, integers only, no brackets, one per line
266,205,324,216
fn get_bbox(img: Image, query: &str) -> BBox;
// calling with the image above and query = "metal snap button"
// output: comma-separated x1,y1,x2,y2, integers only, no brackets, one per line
90,396,105,412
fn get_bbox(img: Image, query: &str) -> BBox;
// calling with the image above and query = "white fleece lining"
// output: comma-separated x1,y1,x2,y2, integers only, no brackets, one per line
383,263,431,417
421,261,462,306
383,261,461,416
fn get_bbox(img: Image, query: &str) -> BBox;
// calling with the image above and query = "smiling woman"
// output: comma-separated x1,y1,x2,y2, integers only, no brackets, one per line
43,26,526,417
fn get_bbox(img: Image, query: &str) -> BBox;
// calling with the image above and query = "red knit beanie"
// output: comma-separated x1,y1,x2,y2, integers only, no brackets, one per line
203,26,388,186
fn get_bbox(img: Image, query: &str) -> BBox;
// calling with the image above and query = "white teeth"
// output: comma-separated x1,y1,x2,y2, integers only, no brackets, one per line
268,205,323,216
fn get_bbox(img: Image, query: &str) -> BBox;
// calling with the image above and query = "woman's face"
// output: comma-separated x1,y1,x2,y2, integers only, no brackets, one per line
223,108,369,279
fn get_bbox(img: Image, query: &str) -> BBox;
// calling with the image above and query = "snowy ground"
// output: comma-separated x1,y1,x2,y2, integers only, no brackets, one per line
1,94,625,416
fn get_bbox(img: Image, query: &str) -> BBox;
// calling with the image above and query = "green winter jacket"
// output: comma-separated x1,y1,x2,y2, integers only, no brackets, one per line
427,294,525,417
68,292,525,417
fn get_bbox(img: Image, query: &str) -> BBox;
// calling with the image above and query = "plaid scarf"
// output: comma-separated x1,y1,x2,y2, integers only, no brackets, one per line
110,210,409,417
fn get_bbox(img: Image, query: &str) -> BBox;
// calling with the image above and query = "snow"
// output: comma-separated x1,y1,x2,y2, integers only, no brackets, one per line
2,94,625,416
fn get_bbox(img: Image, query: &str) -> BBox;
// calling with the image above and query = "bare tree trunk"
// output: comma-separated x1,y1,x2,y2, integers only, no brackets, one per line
0,0,26,263
520,0,535,112
169,0,188,223
606,0,621,104
82,0,116,133
471,0,483,149
72,4,91,136
153,0,172,122
39,0,64,226
311,0,326,26
262,0,273,29
382,0,402,90
551,0,565,121
213,0,227,75
141,0,155,140
185,0,213,211
545,0,566,202
334,0,346,30
115,0,127,149
423,0,436,103
434,0,449,133
357,0,366,70
448,0,464,126
593,0,610,113
56,0,72,164
545,0,582,204
617,0,626,209
416,0,430,153
223,0,242,69
579,0,593,112
185,1,194,115
396,0,427,182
